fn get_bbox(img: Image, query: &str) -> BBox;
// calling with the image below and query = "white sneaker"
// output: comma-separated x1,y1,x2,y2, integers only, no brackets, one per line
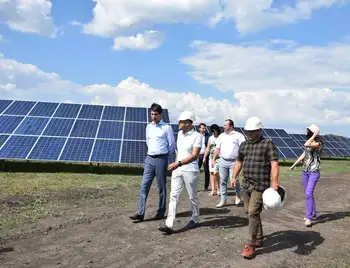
235,196,241,205
305,219,312,227
216,200,226,208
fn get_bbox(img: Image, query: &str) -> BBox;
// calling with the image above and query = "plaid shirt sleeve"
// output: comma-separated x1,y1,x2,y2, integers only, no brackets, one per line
237,141,246,162
266,140,279,161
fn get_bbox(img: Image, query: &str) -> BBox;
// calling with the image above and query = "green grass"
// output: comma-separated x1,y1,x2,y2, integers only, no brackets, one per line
0,160,348,235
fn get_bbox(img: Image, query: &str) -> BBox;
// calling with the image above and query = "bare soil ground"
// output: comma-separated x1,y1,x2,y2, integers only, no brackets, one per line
1,166,350,268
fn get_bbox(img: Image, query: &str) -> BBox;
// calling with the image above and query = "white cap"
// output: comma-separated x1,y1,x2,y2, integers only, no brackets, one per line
307,124,320,134
244,117,263,131
178,110,196,122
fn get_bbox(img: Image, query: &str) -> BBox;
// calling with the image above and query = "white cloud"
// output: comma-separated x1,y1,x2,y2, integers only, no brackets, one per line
0,0,61,37
218,0,350,35
181,39,350,92
81,0,220,38
1,53,349,136
113,30,164,51
78,0,349,38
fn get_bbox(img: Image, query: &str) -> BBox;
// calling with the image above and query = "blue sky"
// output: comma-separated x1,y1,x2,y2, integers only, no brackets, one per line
0,0,350,136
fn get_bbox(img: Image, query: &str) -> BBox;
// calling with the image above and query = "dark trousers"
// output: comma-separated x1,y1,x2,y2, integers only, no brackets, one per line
138,154,168,216
198,154,210,190
242,184,263,246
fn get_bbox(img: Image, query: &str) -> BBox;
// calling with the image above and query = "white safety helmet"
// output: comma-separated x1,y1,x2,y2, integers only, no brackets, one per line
307,124,320,134
244,117,263,131
262,185,287,210
178,110,196,122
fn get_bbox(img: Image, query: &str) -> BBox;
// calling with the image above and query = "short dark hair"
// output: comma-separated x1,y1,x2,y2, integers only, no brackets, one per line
199,123,206,128
210,124,221,134
150,103,162,114
225,119,234,127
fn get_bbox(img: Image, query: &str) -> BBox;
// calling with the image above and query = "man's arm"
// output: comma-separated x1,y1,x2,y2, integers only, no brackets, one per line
268,141,279,190
166,125,176,153
231,142,244,187
271,160,279,190
211,135,221,163
168,134,202,171
145,124,150,147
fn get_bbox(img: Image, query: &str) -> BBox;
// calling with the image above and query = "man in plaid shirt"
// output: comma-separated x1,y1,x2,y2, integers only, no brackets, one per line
231,117,280,259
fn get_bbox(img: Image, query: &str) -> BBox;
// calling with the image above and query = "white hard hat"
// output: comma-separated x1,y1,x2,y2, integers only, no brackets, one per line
262,185,287,210
178,110,196,122
307,124,320,134
244,117,263,131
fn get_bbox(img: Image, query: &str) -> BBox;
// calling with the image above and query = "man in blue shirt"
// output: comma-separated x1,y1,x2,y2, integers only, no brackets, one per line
130,103,176,222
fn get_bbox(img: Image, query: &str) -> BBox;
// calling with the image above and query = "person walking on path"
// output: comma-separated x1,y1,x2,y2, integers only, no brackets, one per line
158,111,202,234
231,116,280,259
130,103,176,222
212,119,246,207
290,124,323,227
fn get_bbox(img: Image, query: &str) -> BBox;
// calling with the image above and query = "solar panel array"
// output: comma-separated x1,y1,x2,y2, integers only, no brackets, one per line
0,99,170,164
290,134,350,158
0,99,349,164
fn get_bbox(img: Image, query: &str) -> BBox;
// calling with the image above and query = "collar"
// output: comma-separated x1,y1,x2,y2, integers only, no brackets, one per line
151,120,164,126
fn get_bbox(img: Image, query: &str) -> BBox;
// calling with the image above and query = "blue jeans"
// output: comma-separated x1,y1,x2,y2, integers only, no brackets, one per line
138,154,168,216
219,158,241,201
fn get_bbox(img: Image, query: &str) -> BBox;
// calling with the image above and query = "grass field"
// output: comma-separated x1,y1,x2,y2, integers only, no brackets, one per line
0,160,349,267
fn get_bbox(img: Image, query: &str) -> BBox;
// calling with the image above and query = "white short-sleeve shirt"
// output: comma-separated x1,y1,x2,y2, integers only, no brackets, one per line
216,130,246,160
176,129,202,172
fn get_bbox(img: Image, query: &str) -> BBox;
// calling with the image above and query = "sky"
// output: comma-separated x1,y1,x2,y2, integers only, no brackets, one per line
0,0,350,137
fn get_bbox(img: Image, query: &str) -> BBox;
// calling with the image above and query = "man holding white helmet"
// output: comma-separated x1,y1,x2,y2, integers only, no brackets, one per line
158,110,202,234
231,116,279,259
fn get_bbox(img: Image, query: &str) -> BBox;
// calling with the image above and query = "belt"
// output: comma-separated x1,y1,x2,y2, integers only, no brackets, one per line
221,157,236,161
148,153,168,158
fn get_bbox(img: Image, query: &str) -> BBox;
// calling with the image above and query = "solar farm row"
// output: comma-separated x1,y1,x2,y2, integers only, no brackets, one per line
0,99,349,164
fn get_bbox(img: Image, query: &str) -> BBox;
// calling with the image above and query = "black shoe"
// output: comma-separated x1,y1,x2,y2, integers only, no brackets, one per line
158,224,173,234
152,214,165,220
185,220,199,229
129,213,144,221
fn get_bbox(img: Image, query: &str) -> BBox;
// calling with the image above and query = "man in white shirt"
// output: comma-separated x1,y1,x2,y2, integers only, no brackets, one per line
212,119,246,208
130,103,176,222
158,110,202,234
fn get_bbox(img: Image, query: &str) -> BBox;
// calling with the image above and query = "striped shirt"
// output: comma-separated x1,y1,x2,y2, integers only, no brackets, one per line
302,141,323,173
237,136,279,192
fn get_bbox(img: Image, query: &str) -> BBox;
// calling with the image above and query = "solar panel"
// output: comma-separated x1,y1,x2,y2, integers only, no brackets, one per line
123,122,147,140
28,137,66,160
0,100,13,113
0,135,38,159
90,140,121,163
0,99,348,164
29,102,59,117
125,107,147,122
121,140,147,164
14,117,50,135
3,101,36,115
59,138,94,162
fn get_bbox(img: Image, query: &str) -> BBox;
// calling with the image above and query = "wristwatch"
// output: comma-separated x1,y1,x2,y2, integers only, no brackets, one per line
178,160,182,166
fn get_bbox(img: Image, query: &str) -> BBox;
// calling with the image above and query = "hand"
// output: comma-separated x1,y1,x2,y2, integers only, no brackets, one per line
168,161,179,171
203,158,206,164
211,161,215,168
290,166,294,170
272,181,279,190
231,177,236,188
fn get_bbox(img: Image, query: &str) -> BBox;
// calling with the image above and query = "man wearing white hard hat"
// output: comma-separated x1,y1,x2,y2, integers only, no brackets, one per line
231,116,280,259
158,110,202,234
290,124,323,227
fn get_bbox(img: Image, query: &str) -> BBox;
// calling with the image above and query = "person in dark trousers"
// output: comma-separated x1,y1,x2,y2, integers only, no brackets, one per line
197,123,210,191
231,116,280,259
130,103,176,222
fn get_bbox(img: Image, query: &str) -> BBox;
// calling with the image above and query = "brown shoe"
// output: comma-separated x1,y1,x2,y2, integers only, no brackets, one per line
242,245,256,259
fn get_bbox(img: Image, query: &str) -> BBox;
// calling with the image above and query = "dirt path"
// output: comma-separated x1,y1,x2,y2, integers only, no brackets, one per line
1,173,350,268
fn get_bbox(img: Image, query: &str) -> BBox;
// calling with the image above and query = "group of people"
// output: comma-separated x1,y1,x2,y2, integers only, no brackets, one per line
129,103,323,259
